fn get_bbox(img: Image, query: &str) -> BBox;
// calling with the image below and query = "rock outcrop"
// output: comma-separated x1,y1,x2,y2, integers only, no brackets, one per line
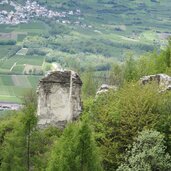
37,70,82,128
96,84,117,95
140,74,171,91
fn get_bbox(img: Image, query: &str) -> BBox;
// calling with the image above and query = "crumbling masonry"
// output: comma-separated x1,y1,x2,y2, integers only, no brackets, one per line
37,71,82,128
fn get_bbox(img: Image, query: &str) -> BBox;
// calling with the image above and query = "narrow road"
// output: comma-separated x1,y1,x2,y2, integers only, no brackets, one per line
10,62,17,71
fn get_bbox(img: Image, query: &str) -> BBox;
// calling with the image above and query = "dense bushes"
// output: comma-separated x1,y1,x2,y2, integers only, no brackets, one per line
27,48,47,56
0,40,171,171
108,39,171,84
0,40,16,45
117,130,171,171
90,83,171,170
0,75,171,171
7,45,22,58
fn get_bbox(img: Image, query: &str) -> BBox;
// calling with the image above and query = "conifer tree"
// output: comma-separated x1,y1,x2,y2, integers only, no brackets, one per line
0,91,37,171
123,55,138,81
76,116,103,171
165,38,171,67
82,69,96,98
109,63,123,86
47,115,103,171
0,113,27,171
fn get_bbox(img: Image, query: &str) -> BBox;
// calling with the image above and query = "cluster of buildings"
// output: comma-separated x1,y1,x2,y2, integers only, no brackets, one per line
0,102,22,111
0,0,81,25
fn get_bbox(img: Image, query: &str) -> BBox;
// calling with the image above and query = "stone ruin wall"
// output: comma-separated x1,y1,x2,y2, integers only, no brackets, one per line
37,71,82,128
140,74,171,91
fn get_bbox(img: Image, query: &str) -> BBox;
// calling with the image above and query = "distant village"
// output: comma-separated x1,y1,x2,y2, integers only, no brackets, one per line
0,0,81,25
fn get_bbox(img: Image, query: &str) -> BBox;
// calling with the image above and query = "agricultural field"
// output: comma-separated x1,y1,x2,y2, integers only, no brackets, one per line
0,0,170,103
0,45,11,57
0,32,17,40
0,75,42,103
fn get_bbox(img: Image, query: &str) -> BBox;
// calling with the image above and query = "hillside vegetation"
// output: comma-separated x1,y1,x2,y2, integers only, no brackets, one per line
0,40,171,170
0,0,171,102
0,1,171,169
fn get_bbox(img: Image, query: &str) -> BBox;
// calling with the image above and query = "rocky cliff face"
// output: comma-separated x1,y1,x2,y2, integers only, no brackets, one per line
37,71,82,128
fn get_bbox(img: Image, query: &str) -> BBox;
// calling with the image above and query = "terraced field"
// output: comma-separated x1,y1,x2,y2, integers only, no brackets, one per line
0,46,11,57
0,22,46,103
0,55,44,73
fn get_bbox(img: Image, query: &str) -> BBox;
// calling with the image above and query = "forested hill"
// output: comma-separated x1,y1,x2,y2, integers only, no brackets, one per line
2,1,171,53
44,0,171,31
11,0,171,58
14,0,171,28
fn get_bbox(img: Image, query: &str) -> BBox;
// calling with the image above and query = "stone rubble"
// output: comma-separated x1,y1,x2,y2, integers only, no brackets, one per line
96,84,117,95
140,74,171,92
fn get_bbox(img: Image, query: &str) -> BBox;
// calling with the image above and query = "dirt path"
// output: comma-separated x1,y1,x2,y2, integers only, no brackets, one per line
10,62,17,71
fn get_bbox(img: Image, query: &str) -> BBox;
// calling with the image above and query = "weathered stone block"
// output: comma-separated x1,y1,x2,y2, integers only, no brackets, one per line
37,70,82,128
140,74,171,92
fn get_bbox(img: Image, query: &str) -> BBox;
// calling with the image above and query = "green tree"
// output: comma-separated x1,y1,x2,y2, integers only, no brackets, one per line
30,126,62,171
0,113,27,171
117,130,171,171
76,116,103,171
47,116,103,171
82,69,97,98
109,63,124,86
21,90,37,171
91,83,171,170
117,83,161,149
123,55,138,81
164,38,171,67
0,91,37,171
156,91,171,154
